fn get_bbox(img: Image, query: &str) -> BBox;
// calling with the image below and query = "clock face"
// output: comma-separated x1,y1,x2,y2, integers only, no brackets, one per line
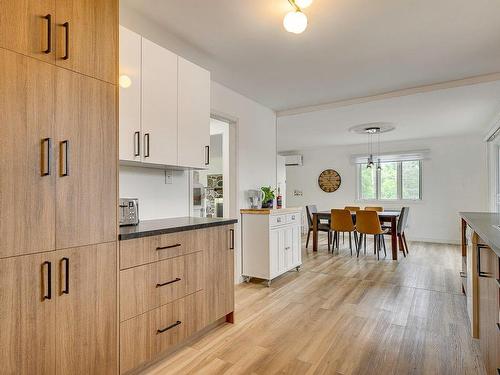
318,169,341,193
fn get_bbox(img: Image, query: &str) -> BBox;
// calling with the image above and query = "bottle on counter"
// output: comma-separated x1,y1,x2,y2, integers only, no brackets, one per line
276,185,283,209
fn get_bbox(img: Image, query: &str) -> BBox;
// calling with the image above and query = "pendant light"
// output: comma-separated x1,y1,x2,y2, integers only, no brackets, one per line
365,127,381,169
283,0,313,34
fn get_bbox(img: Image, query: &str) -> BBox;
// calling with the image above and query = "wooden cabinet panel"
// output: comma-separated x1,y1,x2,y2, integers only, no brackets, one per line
120,291,205,374
0,0,56,63
0,49,56,258
55,68,117,249
120,229,209,270
0,252,56,375
205,225,234,322
141,38,178,166
120,251,204,321
119,25,142,162
55,242,117,375
178,56,210,169
56,0,117,83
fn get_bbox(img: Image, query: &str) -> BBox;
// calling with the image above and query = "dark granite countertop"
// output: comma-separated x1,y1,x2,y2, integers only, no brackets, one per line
460,212,500,257
119,217,238,241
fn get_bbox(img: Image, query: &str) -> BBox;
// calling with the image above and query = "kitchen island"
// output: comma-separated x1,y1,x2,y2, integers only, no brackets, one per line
118,217,237,374
460,212,500,375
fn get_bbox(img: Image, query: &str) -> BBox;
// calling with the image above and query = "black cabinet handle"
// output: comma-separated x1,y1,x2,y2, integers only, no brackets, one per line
41,137,51,176
157,320,181,334
134,131,140,157
61,257,69,294
43,261,52,300
60,140,69,177
477,244,493,278
62,22,69,60
205,145,210,165
43,14,52,54
229,229,235,250
144,133,150,158
156,244,181,251
156,277,181,288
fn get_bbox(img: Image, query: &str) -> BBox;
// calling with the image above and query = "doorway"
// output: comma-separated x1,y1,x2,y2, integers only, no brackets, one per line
191,117,235,218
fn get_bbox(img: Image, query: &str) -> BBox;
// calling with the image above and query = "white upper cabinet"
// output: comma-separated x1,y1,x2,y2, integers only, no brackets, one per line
141,38,178,166
178,57,211,169
119,26,141,162
119,27,210,169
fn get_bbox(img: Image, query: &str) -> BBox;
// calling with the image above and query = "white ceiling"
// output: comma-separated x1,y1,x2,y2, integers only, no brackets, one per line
277,80,500,152
122,0,500,111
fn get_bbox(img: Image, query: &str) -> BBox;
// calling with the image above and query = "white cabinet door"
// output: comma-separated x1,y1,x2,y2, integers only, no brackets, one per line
178,57,210,169
277,228,287,274
292,225,301,266
284,227,294,269
119,26,142,162
269,229,279,277
141,38,178,166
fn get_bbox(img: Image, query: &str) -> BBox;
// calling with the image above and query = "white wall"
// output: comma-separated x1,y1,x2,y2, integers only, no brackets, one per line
120,166,189,220
285,135,488,244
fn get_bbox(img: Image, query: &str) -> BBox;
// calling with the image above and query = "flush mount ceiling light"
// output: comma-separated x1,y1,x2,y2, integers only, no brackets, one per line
283,0,313,34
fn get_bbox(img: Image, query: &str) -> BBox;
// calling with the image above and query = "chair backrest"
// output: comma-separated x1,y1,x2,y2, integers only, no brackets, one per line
305,205,318,228
365,206,383,212
344,206,361,212
397,207,410,233
331,209,355,232
356,210,383,235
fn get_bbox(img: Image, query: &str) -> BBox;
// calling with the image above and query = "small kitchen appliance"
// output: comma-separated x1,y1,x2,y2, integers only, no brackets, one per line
119,198,139,226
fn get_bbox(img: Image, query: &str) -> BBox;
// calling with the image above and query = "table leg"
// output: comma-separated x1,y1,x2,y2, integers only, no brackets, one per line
391,218,398,260
313,213,318,252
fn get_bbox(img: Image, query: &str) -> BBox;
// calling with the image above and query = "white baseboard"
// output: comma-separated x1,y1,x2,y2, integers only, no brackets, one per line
406,236,460,245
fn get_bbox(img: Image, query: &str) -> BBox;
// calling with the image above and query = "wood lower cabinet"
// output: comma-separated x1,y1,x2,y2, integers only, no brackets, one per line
0,0,56,63
55,242,117,375
205,225,235,322
0,243,117,375
0,252,56,375
119,224,235,374
55,0,117,83
0,48,56,258
55,68,117,249
477,244,500,375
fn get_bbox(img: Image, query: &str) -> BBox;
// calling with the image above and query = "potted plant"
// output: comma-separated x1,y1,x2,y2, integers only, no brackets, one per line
261,186,276,209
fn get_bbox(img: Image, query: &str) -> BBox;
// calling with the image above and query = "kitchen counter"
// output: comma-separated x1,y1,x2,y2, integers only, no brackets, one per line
240,207,302,215
460,212,500,257
119,217,238,241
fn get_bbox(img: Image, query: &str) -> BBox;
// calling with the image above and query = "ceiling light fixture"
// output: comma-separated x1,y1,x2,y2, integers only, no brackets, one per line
283,0,312,34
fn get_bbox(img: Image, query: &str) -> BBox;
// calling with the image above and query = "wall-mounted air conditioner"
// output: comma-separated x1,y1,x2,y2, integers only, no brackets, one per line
285,155,303,166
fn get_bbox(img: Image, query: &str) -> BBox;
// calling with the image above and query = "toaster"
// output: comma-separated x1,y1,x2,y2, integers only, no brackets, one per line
119,198,139,226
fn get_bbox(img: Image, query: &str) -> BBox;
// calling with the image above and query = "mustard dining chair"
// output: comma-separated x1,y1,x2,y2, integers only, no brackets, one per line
330,209,358,255
344,206,361,212
364,206,383,212
355,210,388,259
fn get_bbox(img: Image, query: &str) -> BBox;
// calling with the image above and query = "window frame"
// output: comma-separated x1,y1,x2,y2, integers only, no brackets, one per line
356,160,422,201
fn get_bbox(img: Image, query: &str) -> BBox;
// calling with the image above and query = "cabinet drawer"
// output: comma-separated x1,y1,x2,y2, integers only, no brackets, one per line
269,214,286,227
120,252,204,321
120,291,206,374
286,212,300,224
120,228,209,270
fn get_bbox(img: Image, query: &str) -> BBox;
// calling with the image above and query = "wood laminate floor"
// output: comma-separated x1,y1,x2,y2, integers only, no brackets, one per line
143,235,486,375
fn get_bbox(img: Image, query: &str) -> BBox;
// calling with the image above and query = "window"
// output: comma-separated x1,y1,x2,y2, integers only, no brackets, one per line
357,160,422,200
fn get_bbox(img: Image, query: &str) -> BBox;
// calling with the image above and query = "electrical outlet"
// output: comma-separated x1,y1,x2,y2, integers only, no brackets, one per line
294,190,303,197
164,169,173,184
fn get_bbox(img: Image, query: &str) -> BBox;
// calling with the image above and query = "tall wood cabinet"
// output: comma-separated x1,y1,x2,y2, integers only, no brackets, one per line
0,0,118,372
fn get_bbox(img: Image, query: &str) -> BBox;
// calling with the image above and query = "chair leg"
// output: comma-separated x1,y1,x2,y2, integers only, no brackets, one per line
342,232,345,244
328,231,331,252
402,232,409,254
349,232,353,256
356,234,363,257
363,235,366,255
382,235,387,257
336,232,340,250
376,235,380,260
306,229,311,248
398,234,406,257
354,232,358,248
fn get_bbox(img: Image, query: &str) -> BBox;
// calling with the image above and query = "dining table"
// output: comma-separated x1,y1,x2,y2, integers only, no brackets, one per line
312,210,401,260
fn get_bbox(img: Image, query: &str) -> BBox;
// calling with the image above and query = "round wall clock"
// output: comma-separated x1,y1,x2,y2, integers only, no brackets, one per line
318,169,341,193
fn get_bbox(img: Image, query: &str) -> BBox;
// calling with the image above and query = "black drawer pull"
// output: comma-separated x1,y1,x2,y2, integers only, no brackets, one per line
134,131,140,157
60,140,69,177
156,244,181,251
43,261,52,300
41,137,51,176
61,257,70,294
144,133,150,158
229,229,235,250
43,14,52,54
62,22,69,60
156,277,181,288
157,320,181,334
205,145,210,165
